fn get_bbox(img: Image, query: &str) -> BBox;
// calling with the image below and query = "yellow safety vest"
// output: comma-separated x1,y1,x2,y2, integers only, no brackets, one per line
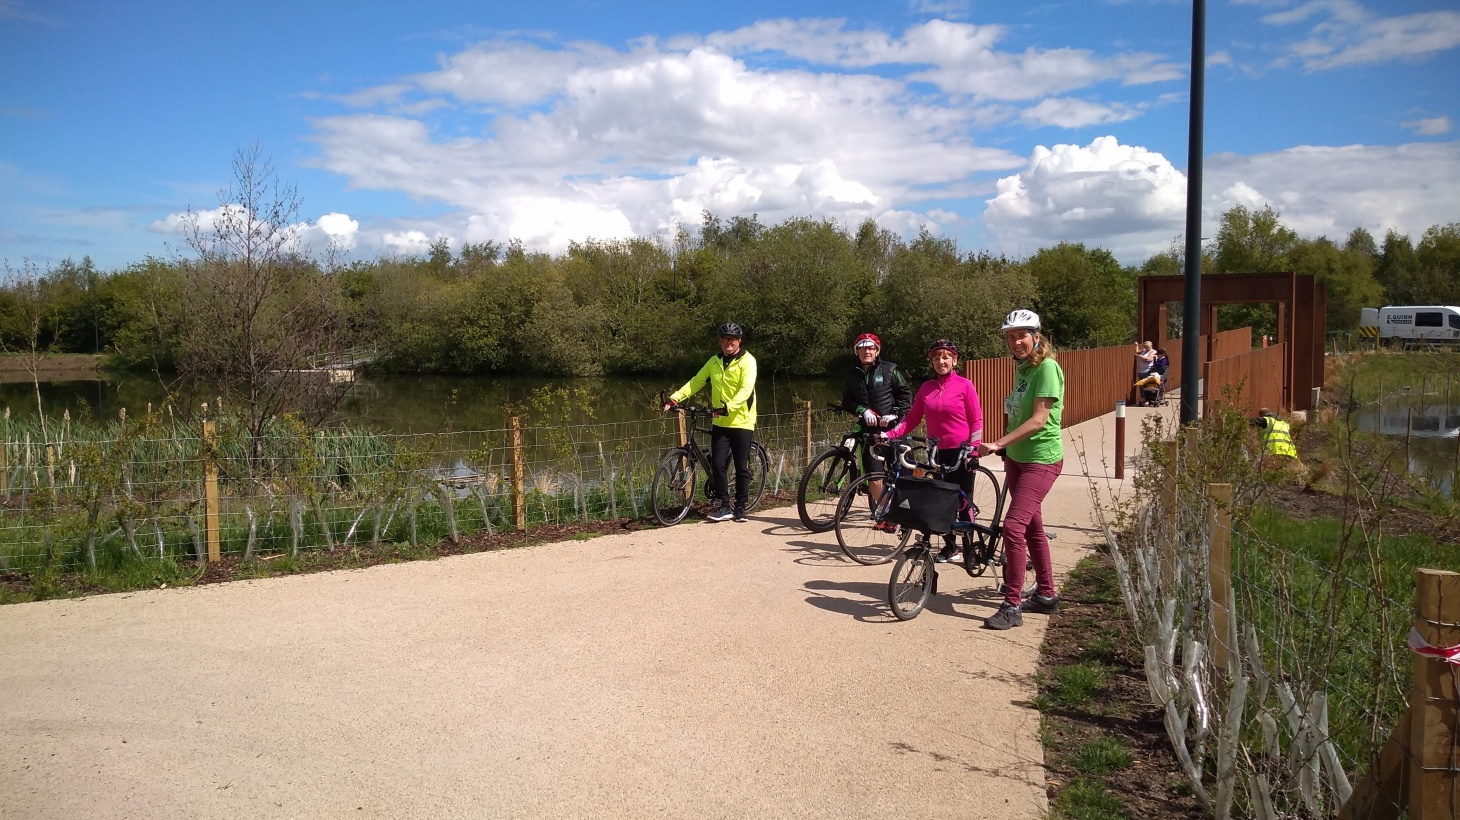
1260,417,1297,458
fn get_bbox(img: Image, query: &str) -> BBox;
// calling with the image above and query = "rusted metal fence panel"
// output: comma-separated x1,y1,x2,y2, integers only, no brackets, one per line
964,357,1015,440
961,327,1261,434
1154,335,1207,401
1212,327,1253,361
1203,343,1287,417
1060,345,1139,427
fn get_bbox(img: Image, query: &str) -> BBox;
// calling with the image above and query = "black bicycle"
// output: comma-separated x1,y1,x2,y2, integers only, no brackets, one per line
887,443,1008,621
649,402,769,526
795,404,888,532
830,436,924,564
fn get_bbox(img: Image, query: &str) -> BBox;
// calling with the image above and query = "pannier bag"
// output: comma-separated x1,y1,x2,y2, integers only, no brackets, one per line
884,476,961,534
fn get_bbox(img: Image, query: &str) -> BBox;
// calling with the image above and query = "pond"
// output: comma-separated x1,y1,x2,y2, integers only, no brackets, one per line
0,372,846,433
1352,403,1459,498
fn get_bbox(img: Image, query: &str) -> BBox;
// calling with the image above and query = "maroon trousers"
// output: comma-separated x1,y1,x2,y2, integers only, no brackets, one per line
1000,458,1063,606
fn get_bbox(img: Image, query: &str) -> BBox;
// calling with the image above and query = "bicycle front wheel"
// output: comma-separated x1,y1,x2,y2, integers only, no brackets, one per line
650,450,697,526
888,542,935,620
797,447,856,532
833,472,904,565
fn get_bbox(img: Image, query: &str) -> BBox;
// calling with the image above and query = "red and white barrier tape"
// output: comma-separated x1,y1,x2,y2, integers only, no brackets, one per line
1409,627,1460,665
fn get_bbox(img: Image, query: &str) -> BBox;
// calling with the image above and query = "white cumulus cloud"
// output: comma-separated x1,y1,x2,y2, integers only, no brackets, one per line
982,136,1460,264
983,136,1187,261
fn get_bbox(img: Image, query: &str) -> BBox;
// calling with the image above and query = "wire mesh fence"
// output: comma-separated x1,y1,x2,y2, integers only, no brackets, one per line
1095,411,1458,819
0,402,869,573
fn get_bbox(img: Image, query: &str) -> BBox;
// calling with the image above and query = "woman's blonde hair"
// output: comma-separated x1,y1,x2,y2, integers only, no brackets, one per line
1026,332,1057,368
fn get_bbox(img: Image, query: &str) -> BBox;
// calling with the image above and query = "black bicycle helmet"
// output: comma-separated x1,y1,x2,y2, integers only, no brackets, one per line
717,322,744,338
927,338,958,356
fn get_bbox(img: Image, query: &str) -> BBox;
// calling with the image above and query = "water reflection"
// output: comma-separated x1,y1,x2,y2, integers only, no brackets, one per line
1352,405,1459,498
0,373,845,432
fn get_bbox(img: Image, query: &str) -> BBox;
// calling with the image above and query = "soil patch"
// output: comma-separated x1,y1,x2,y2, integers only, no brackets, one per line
1037,553,1206,819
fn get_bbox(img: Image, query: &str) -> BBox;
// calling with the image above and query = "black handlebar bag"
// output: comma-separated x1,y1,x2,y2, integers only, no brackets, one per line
884,476,960,534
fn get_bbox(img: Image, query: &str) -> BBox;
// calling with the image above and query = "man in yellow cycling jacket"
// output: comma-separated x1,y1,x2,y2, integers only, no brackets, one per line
663,322,758,522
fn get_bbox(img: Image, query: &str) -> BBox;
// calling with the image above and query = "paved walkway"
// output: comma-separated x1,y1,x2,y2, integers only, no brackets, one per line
0,404,1176,820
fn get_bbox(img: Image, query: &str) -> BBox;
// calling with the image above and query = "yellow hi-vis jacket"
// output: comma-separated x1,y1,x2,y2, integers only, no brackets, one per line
1258,416,1297,458
671,350,758,430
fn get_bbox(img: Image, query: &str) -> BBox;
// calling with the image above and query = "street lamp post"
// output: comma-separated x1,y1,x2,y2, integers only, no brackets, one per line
1181,0,1207,427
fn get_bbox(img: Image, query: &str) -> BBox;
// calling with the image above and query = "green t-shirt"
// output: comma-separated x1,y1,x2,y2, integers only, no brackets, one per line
1004,357,1065,464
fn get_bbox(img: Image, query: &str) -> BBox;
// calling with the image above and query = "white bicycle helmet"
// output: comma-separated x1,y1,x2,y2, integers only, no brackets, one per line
1001,309,1041,332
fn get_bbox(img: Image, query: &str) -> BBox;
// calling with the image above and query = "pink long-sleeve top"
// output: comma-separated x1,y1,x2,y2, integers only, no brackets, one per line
884,371,983,447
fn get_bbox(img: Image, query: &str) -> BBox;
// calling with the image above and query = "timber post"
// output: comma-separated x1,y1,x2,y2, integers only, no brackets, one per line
510,416,526,531
1410,568,1459,818
202,420,220,563
803,401,813,468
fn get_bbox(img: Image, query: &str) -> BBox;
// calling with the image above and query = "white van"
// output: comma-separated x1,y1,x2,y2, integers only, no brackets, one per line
1359,306,1460,343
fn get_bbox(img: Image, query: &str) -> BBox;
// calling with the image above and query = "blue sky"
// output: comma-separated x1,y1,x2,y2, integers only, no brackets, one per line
2,0,1457,271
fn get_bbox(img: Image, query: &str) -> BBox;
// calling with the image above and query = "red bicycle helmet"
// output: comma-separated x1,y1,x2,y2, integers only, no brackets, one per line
854,332,881,350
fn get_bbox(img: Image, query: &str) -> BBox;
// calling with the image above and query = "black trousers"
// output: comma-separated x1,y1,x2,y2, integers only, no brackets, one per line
711,426,752,510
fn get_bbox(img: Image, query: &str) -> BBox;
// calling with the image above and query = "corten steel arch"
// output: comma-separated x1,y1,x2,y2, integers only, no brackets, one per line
1136,272,1326,413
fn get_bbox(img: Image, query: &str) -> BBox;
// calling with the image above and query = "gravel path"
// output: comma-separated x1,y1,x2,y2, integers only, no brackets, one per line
1,408,1167,819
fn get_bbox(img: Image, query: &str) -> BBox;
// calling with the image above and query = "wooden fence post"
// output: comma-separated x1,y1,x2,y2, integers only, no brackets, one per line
1410,568,1460,819
509,416,526,531
803,401,813,468
1,440,7,498
675,409,687,448
1207,483,1233,673
202,420,220,563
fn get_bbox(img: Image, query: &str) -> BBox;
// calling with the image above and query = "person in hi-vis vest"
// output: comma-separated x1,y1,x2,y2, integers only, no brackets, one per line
1252,408,1305,480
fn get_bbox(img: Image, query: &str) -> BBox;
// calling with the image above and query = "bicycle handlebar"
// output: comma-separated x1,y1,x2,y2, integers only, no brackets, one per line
883,435,978,474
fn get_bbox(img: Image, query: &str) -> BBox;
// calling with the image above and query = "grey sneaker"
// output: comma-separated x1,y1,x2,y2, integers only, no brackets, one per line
984,602,1024,630
935,543,963,563
706,505,734,522
1020,594,1061,614
732,508,749,522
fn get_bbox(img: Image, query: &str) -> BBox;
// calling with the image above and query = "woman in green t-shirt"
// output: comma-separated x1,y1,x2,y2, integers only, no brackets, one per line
977,309,1065,631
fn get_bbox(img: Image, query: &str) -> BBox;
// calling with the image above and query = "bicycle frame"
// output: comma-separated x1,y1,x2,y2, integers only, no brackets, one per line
886,436,1004,574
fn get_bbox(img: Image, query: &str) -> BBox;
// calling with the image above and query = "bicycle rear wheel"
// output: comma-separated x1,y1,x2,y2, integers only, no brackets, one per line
966,464,1005,529
833,472,904,565
962,464,1005,576
730,441,770,512
888,541,935,620
797,447,856,532
649,450,697,526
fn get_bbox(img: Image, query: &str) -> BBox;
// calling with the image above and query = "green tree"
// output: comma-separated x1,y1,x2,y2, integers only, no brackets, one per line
709,217,873,376
1211,205,1298,274
1375,230,1419,305
1025,242,1135,348
1211,205,1300,338
1414,223,1460,305
1287,237,1383,331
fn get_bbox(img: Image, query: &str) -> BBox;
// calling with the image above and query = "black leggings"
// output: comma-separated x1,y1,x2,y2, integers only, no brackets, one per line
935,447,973,547
711,426,753,510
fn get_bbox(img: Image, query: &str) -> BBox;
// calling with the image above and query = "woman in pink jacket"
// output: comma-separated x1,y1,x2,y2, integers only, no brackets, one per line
883,338,983,563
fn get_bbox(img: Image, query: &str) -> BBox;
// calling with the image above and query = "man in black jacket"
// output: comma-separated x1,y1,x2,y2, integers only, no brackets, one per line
842,333,912,526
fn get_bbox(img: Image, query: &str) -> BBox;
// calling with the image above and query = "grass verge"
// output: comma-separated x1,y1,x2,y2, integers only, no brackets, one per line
1036,552,1204,820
